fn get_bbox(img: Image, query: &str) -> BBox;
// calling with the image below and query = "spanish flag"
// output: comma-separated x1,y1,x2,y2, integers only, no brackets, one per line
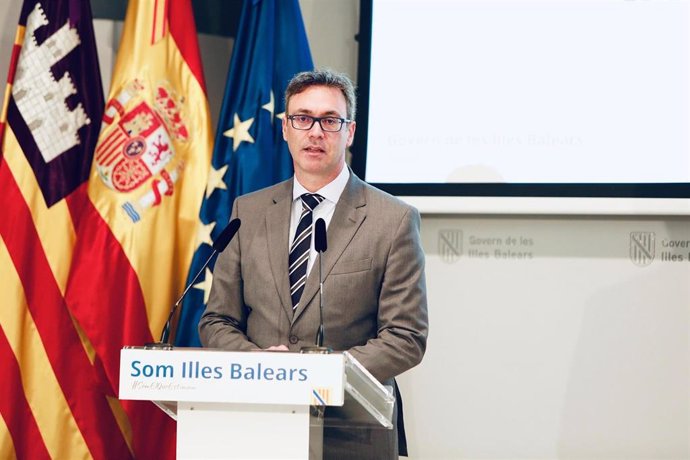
0,1,135,458
64,0,212,457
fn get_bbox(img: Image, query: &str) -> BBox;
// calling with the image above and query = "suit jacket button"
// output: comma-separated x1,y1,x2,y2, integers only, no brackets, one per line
289,335,299,344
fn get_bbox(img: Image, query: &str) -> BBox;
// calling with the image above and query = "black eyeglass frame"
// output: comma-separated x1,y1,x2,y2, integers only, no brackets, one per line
286,114,353,132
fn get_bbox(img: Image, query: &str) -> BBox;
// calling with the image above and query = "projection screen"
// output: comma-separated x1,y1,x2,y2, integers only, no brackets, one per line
351,0,690,214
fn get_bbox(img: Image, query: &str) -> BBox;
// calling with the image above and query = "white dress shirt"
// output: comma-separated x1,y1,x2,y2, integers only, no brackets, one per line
289,166,350,276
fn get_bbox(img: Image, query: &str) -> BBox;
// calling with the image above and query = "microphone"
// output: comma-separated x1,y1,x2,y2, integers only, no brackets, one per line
314,218,327,253
314,218,327,347
148,218,241,349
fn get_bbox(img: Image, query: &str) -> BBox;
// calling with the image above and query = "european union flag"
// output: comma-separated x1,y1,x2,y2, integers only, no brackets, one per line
175,0,313,346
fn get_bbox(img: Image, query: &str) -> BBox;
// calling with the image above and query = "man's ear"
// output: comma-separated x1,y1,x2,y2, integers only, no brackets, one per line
346,121,356,147
282,116,288,141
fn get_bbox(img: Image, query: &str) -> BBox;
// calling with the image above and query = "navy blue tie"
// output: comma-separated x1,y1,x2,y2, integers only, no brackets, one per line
288,193,324,309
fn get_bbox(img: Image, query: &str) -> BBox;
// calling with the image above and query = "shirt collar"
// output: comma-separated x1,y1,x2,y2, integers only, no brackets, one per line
292,166,350,204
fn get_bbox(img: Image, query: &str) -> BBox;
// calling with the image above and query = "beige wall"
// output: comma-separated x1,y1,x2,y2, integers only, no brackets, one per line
300,0,359,81
0,0,20,112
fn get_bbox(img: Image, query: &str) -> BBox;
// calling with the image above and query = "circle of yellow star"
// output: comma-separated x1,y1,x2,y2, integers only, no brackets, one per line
205,164,228,199
223,113,255,151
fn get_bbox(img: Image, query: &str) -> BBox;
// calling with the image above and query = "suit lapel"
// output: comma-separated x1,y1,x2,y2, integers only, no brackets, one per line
266,180,295,321
293,174,367,322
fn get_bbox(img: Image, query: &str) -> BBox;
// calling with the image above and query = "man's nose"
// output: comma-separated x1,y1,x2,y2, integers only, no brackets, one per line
308,120,325,136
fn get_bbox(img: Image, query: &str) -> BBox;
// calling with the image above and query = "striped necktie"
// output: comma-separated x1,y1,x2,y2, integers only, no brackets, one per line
288,193,324,310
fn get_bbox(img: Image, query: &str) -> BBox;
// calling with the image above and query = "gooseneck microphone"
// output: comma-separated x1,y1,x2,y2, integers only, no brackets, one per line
149,218,241,348
314,218,328,347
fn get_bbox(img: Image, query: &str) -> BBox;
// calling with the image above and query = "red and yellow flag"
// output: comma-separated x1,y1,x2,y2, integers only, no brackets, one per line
64,0,213,457
0,1,135,458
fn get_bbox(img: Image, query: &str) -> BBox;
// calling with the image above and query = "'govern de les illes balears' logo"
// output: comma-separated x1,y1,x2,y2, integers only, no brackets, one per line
439,229,463,264
95,79,189,223
630,231,655,267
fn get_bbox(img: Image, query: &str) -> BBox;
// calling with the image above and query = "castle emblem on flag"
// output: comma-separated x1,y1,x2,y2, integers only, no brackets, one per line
95,79,190,222
12,2,90,164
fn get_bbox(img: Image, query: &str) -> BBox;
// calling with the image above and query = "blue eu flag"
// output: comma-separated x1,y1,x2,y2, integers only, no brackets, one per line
174,0,313,346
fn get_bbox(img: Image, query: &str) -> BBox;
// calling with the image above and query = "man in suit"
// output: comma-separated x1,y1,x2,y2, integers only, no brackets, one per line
199,69,428,459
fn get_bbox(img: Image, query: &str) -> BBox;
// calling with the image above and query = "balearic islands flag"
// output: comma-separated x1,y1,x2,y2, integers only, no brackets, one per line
175,0,314,346
0,1,135,458
64,0,213,457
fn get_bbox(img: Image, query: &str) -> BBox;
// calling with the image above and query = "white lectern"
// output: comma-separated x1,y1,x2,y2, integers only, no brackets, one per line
119,347,394,459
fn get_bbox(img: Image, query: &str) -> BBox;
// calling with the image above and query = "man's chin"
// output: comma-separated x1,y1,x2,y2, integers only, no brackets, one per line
297,163,339,179
294,156,344,181
299,155,327,170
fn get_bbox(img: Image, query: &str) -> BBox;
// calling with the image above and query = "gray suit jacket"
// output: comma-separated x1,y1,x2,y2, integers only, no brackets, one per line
199,172,428,458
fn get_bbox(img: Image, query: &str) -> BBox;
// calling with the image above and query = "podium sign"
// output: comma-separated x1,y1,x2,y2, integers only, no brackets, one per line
119,348,345,407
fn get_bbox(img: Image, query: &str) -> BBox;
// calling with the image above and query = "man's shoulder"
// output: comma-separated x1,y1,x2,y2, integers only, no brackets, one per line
236,178,292,207
353,175,418,216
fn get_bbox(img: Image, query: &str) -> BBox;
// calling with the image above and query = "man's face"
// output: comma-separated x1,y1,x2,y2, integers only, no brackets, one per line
282,85,356,185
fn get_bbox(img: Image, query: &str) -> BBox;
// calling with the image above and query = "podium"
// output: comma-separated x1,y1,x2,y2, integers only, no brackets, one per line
119,347,394,459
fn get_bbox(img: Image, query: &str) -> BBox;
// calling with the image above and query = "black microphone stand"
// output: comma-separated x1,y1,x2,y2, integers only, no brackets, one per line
316,247,325,347
145,219,241,349
156,249,217,346
301,218,331,354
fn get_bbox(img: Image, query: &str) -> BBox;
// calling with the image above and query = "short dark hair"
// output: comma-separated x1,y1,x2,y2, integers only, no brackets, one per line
285,69,357,121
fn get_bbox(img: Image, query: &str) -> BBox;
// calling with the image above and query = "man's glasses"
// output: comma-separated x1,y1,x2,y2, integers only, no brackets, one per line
287,114,352,132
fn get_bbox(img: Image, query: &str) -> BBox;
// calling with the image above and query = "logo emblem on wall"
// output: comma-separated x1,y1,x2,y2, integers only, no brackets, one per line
629,231,655,267
439,229,463,263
